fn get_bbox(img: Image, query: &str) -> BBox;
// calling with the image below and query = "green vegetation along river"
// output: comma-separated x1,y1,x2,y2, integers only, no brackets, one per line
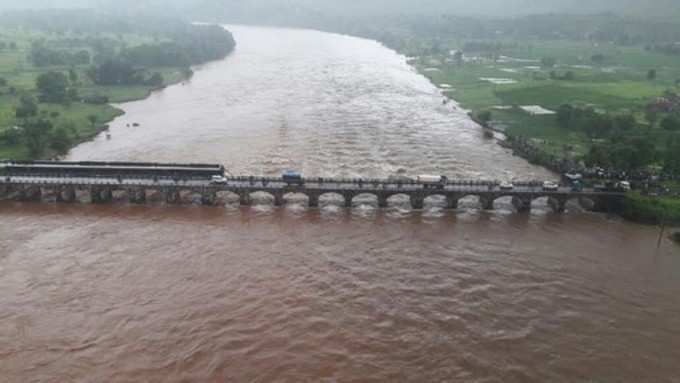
0,11,235,160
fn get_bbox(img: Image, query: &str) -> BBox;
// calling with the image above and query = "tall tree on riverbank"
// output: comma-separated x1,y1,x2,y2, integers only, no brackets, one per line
36,71,69,103
15,95,38,120
22,119,52,157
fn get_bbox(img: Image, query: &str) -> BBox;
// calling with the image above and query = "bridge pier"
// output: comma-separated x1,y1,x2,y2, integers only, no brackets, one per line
273,192,285,207
446,195,459,209
0,184,8,200
57,187,76,203
239,191,252,206
129,188,146,204
548,197,567,213
343,193,354,208
479,196,494,210
40,187,56,202
410,195,424,210
201,191,217,206
23,186,42,202
308,194,320,208
73,188,91,203
91,187,113,204
512,196,532,213
378,194,389,209
6,186,24,201
165,189,181,204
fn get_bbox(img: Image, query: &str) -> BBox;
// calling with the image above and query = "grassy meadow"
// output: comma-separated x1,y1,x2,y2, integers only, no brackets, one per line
0,27,188,159
413,39,680,158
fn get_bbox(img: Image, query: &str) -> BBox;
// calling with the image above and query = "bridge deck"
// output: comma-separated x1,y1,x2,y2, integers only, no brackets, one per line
0,174,626,213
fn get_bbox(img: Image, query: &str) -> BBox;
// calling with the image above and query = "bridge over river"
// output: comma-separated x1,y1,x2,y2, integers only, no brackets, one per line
0,173,625,213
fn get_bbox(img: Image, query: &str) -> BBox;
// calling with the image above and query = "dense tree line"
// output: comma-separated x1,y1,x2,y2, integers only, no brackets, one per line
556,104,637,138
0,95,74,157
5,11,235,87
553,102,680,173
0,41,18,51
119,24,236,68
30,42,90,67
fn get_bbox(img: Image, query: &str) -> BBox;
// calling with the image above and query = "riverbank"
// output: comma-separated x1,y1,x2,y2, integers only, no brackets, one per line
623,192,680,225
392,37,680,225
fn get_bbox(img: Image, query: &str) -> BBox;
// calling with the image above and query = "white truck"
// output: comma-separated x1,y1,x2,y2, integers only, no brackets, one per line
417,175,448,189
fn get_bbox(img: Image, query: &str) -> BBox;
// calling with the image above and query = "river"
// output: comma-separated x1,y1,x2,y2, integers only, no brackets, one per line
1,25,679,383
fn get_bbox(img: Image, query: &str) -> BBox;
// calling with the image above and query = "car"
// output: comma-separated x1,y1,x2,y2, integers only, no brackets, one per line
500,181,514,190
617,181,631,192
211,175,228,184
542,181,559,191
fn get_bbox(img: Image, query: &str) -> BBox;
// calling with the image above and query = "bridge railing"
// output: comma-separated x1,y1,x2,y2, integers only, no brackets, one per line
2,172,549,189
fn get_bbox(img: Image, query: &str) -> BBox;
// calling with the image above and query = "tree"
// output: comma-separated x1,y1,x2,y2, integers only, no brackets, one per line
645,108,659,129
36,71,69,103
146,72,164,87
87,114,98,128
49,127,73,155
0,77,6,87
585,144,612,167
67,88,79,102
647,69,657,80
15,95,38,119
664,137,680,174
9,42,17,50
613,114,636,132
477,110,492,124
87,59,140,85
661,115,680,131
556,104,574,129
541,57,556,68
563,71,575,80
22,119,52,157
591,54,605,65
68,68,78,85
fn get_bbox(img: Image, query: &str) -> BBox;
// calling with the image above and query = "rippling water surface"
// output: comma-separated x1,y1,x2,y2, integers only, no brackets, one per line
66,26,551,181
2,25,680,383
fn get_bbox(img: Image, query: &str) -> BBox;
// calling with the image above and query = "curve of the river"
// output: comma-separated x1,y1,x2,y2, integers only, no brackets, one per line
67,25,552,181
2,25,680,383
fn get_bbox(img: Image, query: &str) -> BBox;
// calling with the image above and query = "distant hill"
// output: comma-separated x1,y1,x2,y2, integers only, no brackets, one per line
2,0,679,19
184,0,680,19
0,0,680,23
0,0,100,11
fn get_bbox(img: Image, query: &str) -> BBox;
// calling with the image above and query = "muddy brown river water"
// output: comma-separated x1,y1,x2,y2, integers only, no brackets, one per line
1,26,680,383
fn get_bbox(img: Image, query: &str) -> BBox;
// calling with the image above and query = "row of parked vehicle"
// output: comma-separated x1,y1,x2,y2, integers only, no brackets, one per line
210,171,567,191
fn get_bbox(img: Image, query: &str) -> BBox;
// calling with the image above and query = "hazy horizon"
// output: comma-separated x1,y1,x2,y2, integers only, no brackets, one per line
1,0,679,19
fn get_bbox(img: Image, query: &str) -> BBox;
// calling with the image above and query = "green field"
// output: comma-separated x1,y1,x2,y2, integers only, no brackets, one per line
0,27,189,159
415,39,680,159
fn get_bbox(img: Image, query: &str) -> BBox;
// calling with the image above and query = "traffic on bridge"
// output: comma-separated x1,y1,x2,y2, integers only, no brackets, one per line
0,160,627,212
